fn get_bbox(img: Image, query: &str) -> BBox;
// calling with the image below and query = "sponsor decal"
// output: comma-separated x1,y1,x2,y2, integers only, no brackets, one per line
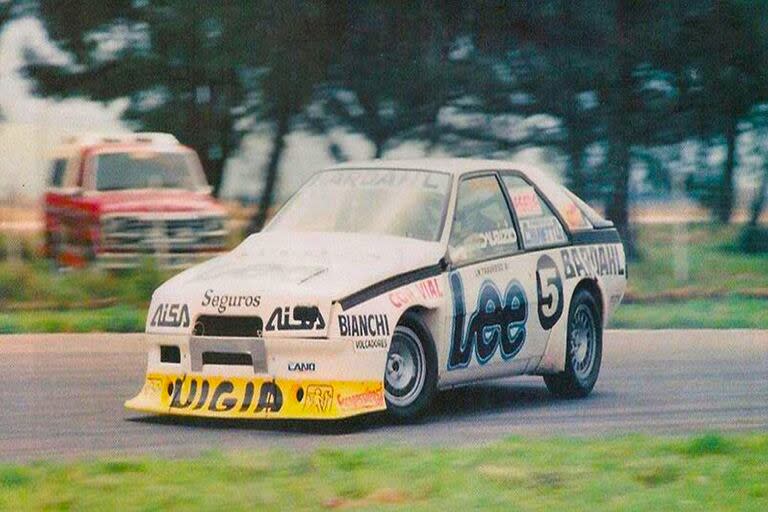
509,186,543,218
266,306,326,331
336,385,384,411
561,244,625,280
448,272,528,370
288,362,316,372
353,337,389,351
128,375,388,418
474,261,509,278
150,303,191,328
535,254,564,330
389,277,443,308
303,385,334,413
316,170,447,190
479,227,518,248
520,217,568,247
201,289,261,314
562,202,587,229
338,314,390,337
170,378,283,413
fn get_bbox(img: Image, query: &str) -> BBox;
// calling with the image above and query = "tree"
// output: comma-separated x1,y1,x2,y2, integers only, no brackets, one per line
247,0,339,233
679,0,768,223
309,1,462,160
25,0,255,195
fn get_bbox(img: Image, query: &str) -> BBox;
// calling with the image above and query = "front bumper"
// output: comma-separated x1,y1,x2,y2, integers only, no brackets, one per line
124,333,389,420
125,374,384,419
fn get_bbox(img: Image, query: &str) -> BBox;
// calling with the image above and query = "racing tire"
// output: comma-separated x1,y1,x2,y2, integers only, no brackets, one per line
383,311,438,421
543,289,602,398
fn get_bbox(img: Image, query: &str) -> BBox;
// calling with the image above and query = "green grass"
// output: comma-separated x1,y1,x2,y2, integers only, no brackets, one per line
0,433,765,511
610,297,768,329
627,223,768,296
0,305,146,334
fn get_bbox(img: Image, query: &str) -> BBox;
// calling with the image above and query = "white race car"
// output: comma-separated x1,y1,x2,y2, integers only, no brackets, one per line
126,159,626,421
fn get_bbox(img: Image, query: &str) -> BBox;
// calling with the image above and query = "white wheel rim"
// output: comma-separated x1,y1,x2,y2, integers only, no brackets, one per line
570,303,597,381
384,326,426,408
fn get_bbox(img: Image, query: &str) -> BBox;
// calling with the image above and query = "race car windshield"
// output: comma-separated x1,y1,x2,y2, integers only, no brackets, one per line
266,169,452,242
93,151,205,191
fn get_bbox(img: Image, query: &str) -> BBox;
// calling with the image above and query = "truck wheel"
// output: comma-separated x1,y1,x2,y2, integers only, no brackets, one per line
544,289,602,398
384,312,437,421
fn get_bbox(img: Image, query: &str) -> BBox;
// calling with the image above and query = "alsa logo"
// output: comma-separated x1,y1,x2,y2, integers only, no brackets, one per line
150,303,191,328
338,314,390,337
266,306,326,331
561,244,625,280
288,362,316,372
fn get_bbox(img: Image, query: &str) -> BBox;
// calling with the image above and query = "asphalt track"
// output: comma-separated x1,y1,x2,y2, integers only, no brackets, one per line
0,330,766,462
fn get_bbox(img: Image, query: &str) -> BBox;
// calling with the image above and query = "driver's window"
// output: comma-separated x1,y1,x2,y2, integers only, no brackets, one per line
449,175,519,265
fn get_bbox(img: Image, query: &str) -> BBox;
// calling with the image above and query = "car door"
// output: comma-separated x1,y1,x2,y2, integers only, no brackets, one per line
499,172,571,356
441,173,550,386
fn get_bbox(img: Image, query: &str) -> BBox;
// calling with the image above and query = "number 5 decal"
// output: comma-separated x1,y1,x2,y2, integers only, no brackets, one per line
536,254,564,330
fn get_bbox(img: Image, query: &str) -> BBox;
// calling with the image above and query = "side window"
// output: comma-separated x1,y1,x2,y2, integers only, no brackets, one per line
449,175,519,265
49,159,67,188
502,175,568,249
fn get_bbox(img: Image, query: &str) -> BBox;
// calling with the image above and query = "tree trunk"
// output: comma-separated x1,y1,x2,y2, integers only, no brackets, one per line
373,139,384,158
606,0,635,258
248,112,291,233
718,112,738,223
748,160,768,227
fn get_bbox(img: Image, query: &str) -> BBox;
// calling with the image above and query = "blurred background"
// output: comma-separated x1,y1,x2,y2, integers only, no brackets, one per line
1,0,768,332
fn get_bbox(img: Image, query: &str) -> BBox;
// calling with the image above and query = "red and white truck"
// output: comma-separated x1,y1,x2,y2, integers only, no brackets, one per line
43,133,228,269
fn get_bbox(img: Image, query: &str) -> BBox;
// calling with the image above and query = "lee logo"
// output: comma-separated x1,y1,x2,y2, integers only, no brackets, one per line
266,306,326,331
448,272,528,369
150,303,191,328
170,379,283,413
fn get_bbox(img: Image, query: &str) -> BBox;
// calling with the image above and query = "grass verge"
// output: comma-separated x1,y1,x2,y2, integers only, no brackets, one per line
0,305,146,334
0,433,765,511
610,297,768,329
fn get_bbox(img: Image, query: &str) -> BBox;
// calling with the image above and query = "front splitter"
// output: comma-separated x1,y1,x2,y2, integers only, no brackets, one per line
125,373,386,420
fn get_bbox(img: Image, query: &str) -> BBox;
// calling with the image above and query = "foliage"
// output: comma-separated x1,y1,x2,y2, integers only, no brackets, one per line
0,434,765,510
22,1,768,243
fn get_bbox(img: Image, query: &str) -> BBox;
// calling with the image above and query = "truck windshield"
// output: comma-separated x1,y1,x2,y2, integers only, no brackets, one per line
266,169,452,242
94,151,204,191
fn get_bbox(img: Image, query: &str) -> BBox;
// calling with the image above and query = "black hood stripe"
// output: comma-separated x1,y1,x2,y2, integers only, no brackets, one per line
339,264,443,310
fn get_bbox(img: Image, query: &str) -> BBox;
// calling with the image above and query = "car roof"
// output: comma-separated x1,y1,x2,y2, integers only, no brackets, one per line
325,158,553,182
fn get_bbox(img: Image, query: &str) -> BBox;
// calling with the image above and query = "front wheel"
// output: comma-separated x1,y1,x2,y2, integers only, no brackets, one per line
384,312,437,421
544,289,602,398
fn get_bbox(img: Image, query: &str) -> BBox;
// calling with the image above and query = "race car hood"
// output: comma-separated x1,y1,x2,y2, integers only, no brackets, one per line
148,231,445,337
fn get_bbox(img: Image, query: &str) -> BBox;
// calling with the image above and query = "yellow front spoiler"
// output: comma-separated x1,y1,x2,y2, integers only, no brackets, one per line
125,373,386,420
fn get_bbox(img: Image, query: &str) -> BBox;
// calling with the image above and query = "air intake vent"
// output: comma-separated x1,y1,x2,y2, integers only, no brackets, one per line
193,315,263,337
160,345,181,363
201,352,253,366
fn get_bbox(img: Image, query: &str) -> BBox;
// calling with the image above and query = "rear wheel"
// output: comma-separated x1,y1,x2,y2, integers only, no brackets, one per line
544,289,602,398
384,312,437,421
